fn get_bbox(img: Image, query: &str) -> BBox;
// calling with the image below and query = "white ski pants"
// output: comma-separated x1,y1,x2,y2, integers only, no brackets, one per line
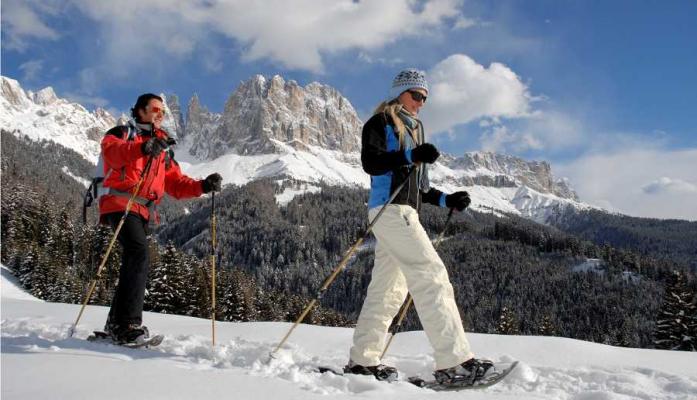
349,204,473,370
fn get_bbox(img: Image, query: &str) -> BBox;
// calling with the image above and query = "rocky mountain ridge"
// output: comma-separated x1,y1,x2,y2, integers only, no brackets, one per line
0,74,587,222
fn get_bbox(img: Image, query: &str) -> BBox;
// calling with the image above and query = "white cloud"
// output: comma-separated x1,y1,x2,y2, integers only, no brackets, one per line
2,0,61,51
479,124,543,153
453,16,477,30
357,52,403,66
18,60,44,81
421,53,533,135
477,110,585,154
557,148,697,221
69,0,463,74
642,177,697,195
63,92,110,108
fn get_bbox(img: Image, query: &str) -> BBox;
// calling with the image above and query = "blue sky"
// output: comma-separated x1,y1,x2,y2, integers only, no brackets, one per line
2,0,696,220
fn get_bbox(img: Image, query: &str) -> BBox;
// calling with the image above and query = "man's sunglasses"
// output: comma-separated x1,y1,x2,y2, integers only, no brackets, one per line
149,106,166,116
408,90,427,103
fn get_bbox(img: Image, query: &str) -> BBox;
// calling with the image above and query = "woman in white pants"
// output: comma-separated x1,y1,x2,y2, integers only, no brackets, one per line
345,69,493,384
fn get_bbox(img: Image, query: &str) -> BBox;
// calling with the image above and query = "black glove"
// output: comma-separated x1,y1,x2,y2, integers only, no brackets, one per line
201,173,222,193
141,138,168,157
445,191,471,211
410,143,440,164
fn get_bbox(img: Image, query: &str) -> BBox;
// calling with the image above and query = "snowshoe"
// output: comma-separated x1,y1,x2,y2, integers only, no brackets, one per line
89,323,163,348
408,360,519,391
343,360,399,382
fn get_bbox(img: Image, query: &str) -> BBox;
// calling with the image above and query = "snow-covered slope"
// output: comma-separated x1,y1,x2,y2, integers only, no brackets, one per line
2,264,696,399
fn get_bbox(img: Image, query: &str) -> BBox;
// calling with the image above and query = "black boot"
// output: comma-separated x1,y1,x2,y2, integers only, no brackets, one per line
105,321,150,345
344,360,399,382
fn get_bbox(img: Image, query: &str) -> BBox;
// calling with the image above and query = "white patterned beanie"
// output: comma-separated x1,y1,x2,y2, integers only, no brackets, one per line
389,68,428,99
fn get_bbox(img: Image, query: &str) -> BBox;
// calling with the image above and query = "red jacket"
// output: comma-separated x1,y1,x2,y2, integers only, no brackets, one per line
99,125,203,222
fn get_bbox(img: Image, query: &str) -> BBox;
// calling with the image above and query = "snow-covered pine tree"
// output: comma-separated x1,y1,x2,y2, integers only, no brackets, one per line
186,259,211,318
92,224,121,305
497,306,520,335
538,314,557,336
220,269,259,322
146,242,186,314
653,271,697,351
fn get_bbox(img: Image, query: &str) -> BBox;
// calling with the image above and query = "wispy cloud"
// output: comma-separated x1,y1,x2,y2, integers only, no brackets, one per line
557,147,697,221
2,0,61,51
642,177,697,195
67,0,464,74
63,91,110,108
452,16,479,30
18,60,44,81
477,110,585,154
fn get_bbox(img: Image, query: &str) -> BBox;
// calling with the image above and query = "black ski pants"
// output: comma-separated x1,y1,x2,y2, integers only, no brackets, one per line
104,212,150,326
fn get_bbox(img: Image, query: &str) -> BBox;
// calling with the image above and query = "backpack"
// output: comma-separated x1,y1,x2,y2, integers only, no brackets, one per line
82,120,138,224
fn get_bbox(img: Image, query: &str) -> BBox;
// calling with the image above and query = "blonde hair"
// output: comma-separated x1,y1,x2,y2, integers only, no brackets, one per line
372,100,408,147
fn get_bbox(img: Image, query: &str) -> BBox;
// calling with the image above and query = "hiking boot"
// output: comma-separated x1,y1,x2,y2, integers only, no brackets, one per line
105,322,150,345
344,360,399,382
433,358,496,385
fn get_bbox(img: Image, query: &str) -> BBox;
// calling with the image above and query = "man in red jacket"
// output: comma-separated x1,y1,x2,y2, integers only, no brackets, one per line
100,93,221,344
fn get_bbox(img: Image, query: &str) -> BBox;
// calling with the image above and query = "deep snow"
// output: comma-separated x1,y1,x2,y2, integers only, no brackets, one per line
2,265,696,400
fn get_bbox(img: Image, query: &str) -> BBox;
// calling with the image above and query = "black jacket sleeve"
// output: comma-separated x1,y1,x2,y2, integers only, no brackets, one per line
421,187,445,207
361,113,410,176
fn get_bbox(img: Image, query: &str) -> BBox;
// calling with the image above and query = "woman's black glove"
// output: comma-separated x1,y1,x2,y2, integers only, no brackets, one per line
445,191,471,211
410,143,440,164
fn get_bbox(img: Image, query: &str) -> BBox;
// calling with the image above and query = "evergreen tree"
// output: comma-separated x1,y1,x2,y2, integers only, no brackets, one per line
653,271,697,351
220,269,258,322
538,314,557,336
186,260,211,318
146,242,186,314
92,224,121,305
497,307,520,335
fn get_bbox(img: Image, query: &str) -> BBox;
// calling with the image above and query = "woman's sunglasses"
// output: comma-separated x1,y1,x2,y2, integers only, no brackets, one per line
408,90,427,103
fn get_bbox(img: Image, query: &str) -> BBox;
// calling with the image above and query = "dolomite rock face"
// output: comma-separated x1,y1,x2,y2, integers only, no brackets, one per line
182,75,362,160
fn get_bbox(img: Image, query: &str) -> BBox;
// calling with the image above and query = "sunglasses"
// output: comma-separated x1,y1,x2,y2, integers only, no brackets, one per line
149,106,166,116
408,90,427,103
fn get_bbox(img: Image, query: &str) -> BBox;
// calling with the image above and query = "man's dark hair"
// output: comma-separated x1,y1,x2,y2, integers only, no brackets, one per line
131,93,163,121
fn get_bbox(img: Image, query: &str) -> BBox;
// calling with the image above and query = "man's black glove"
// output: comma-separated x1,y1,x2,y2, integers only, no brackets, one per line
410,143,440,164
445,191,471,211
141,137,169,157
201,173,222,193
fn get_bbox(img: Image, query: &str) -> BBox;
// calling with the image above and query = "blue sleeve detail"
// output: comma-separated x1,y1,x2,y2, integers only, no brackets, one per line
405,149,413,164
439,193,447,208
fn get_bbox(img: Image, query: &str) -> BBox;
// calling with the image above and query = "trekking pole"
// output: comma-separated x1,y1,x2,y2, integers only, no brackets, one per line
210,191,217,346
270,167,418,358
380,207,455,359
68,155,155,338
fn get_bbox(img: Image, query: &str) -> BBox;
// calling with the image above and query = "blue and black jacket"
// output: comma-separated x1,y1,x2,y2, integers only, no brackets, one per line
361,112,446,211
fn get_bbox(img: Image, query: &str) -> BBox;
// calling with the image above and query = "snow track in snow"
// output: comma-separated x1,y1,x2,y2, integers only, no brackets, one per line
2,266,696,399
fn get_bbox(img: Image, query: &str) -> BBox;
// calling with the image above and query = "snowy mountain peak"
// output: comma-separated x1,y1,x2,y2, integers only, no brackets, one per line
33,86,59,106
161,93,184,139
452,151,579,200
0,76,116,163
1,76,33,109
1,74,592,224
180,74,362,160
